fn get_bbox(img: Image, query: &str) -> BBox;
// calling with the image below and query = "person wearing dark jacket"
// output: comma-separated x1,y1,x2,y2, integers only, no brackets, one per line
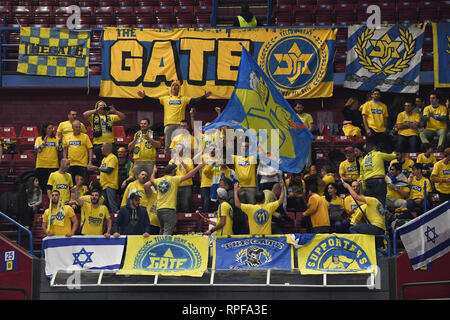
112,192,150,237
233,4,262,27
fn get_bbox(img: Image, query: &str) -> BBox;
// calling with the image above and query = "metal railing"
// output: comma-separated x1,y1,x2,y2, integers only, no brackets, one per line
0,210,33,256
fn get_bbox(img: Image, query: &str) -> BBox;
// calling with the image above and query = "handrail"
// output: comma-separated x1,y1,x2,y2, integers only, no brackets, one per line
0,286,28,300
0,211,33,256
400,280,450,300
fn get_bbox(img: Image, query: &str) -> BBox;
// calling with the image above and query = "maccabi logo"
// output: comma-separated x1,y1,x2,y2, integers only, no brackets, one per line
158,180,170,194
134,236,202,272
259,33,329,92
306,236,372,272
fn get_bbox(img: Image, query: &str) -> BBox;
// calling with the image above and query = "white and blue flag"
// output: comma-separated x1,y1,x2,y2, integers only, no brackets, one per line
42,236,126,278
397,201,450,270
344,24,424,93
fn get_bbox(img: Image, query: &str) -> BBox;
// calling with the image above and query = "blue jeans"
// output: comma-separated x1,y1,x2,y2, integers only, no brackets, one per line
349,224,384,235
103,187,118,214
200,187,210,213
397,134,419,153
364,178,387,206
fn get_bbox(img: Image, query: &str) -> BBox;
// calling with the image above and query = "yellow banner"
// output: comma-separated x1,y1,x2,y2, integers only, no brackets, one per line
297,234,377,275
99,27,335,99
118,234,209,277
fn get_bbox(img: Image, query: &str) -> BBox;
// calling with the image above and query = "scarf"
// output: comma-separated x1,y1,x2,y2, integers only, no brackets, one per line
92,101,112,138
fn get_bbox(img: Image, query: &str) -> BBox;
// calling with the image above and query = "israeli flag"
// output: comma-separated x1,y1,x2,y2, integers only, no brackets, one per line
397,201,450,270
42,236,126,278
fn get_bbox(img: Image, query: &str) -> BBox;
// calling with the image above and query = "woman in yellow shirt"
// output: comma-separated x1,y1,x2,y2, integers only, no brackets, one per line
323,183,345,232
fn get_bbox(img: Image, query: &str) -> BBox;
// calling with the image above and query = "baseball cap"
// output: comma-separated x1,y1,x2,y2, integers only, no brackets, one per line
129,192,141,200
216,188,228,200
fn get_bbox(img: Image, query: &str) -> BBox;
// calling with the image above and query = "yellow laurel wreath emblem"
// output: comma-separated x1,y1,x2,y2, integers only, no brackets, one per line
355,27,416,76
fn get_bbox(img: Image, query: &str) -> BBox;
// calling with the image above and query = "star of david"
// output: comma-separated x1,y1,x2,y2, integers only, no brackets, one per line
72,248,94,268
273,42,313,84
158,181,170,194
369,33,402,66
424,226,438,244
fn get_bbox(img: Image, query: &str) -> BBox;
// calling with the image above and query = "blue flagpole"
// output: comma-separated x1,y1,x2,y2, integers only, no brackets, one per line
424,180,427,213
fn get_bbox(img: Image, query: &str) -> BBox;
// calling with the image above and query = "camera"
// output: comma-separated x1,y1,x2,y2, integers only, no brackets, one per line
102,105,110,111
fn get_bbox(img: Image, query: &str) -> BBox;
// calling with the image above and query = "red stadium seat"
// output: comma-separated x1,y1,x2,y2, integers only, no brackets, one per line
174,212,201,234
178,0,196,6
113,126,129,145
138,0,158,6
0,127,17,142
314,4,334,23
154,5,175,24
335,3,355,25
118,0,137,6
397,1,417,22
195,5,211,25
417,1,438,22
79,0,97,6
95,6,114,16
159,0,177,5
175,6,194,24
273,5,293,24
18,126,38,146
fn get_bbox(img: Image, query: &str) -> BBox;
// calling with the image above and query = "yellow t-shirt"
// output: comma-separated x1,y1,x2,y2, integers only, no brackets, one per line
344,195,365,225
339,160,359,181
386,183,410,200
169,133,196,151
43,205,75,236
146,187,160,227
35,136,60,169
390,158,415,176
87,113,121,144
169,157,194,187
432,159,450,194
47,171,73,204
318,174,335,196
396,111,421,136
132,130,157,162
297,112,314,128
80,203,110,235
57,120,87,139
233,155,257,187
423,104,448,130
241,201,279,235
360,100,388,132
416,153,437,165
100,153,119,190
63,132,93,167
324,196,344,208
154,175,182,210
160,95,191,126
361,151,396,181
303,193,330,228
79,194,105,205
217,201,234,236
353,196,386,231
200,154,217,188
120,180,148,208
409,176,431,200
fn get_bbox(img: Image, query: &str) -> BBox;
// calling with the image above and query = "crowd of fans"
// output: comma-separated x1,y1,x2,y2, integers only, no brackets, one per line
2,85,447,248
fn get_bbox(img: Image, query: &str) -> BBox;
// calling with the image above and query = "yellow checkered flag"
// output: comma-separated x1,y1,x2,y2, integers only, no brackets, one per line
17,27,90,77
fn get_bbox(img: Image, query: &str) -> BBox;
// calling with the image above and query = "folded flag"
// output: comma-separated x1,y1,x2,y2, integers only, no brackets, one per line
42,236,126,278
397,200,450,270
432,22,450,88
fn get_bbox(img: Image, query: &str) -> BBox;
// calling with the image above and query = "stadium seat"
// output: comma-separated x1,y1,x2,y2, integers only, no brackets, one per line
0,153,14,177
118,0,137,6
98,0,115,6
273,5,293,25
175,6,194,25
397,1,417,22
174,212,201,234
0,127,17,142
195,5,212,25
113,126,128,145
314,4,334,24
178,0,196,5
18,126,38,146
335,3,355,25
417,1,438,22
378,2,397,22
38,0,58,5
79,0,97,6
159,0,177,5
440,1,450,20
135,6,156,24
293,4,314,23
154,5,175,25
138,0,158,6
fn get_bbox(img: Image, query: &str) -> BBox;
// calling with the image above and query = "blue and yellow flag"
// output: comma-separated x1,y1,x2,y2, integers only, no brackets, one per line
212,235,294,270
118,235,209,277
432,22,450,88
295,233,377,275
203,47,314,173
17,27,90,77
99,27,335,99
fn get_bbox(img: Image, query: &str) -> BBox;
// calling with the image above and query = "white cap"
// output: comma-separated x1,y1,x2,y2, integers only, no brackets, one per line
216,188,228,200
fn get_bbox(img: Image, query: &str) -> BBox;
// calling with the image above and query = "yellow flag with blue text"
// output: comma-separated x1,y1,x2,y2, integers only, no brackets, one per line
294,233,377,274
117,235,209,277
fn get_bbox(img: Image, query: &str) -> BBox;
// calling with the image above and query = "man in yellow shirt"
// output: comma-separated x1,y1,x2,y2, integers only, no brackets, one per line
234,180,285,235
74,186,111,237
407,163,431,215
138,81,211,154
35,122,63,192
318,166,335,196
342,181,386,237
42,190,78,237
120,170,151,208
390,149,415,178
169,144,194,212
47,158,73,205
63,120,93,184
431,147,450,203
128,118,161,178
416,143,436,178
233,140,258,204
339,147,359,183
89,143,119,215
360,140,396,206
203,188,234,236
57,109,87,141
301,177,330,234
360,88,389,151
385,163,410,210
83,101,126,165
394,100,421,153
151,162,204,235
420,91,448,152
